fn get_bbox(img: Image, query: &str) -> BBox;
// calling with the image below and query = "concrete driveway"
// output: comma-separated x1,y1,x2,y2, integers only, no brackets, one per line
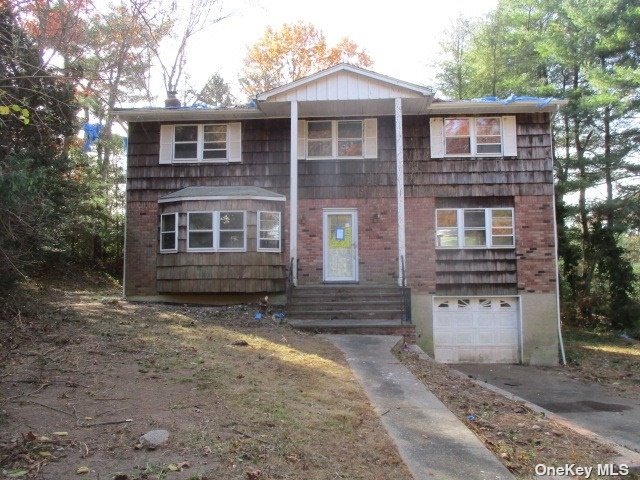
454,364,640,453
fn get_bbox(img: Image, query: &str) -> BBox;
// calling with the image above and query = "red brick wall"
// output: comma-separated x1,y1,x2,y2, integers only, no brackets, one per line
297,198,398,285
124,200,158,296
514,195,558,294
405,197,437,293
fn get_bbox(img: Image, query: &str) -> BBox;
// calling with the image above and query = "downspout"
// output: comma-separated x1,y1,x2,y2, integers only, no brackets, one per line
550,105,567,365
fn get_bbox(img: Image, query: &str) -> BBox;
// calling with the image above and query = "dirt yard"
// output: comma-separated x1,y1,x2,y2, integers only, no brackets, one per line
0,275,411,480
395,348,625,479
559,328,640,399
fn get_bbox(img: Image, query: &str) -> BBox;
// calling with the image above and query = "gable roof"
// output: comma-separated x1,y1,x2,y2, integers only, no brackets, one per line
256,63,433,102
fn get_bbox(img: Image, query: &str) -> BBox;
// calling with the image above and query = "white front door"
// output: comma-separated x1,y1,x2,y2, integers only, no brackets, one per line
323,209,358,282
432,297,520,363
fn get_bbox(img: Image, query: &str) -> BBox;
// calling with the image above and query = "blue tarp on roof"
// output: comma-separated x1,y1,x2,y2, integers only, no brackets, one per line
472,94,554,108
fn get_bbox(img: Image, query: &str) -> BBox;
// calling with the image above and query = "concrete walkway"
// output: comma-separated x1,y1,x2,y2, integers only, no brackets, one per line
455,363,640,453
323,335,513,480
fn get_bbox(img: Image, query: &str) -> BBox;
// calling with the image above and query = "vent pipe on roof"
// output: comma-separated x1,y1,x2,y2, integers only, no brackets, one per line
164,91,180,108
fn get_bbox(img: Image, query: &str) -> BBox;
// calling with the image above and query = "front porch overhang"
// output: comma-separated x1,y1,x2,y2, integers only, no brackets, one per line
257,97,434,117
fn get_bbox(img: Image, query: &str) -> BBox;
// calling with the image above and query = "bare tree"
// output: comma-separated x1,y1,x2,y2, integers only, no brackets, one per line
131,0,230,99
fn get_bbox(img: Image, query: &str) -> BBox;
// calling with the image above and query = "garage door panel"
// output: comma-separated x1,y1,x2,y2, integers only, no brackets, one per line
433,297,520,363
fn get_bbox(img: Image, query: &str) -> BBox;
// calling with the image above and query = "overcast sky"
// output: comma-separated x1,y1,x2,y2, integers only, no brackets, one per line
152,0,499,103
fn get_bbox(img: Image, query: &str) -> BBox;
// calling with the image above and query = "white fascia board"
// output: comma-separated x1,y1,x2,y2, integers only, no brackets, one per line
112,108,265,122
256,63,433,101
428,100,568,115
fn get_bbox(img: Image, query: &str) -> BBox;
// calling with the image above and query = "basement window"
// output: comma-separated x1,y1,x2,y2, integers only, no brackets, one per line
436,208,514,249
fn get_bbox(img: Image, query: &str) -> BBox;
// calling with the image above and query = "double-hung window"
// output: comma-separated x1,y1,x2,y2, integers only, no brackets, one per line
444,117,502,156
257,211,281,252
160,213,178,252
186,211,246,252
436,208,514,248
173,125,199,161
218,211,246,251
172,124,228,162
307,120,364,159
187,212,215,250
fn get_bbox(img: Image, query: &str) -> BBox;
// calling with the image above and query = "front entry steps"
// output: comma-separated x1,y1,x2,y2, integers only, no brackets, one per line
287,285,415,341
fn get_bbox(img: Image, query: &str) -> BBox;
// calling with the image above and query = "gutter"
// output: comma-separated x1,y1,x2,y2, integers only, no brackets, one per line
550,104,568,366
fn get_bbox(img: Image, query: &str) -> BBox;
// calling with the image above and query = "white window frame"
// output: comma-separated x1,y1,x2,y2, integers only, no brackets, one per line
173,124,229,163
257,211,281,252
187,211,216,252
173,124,199,162
159,212,178,253
435,207,515,249
307,119,364,160
218,211,247,252
444,117,503,157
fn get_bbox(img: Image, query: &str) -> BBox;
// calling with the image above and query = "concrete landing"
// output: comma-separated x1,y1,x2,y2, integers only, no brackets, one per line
323,335,513,480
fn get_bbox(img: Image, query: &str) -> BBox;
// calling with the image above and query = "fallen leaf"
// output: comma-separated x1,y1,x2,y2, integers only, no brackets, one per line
53,431,68,437
167,464,179,471
76,466,90,474
38,451,52,457
5,470,29,478
38,436,52,442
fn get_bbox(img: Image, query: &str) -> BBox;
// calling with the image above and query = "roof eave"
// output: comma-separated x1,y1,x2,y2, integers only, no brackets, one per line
112,107,265,122
428,99,568,114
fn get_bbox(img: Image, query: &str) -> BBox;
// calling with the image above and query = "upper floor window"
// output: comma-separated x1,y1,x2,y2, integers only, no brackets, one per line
307,120,364,159
444,117,502,156
173,124,227,162
430,116,516,158
159,123,241,164
436,208,514,248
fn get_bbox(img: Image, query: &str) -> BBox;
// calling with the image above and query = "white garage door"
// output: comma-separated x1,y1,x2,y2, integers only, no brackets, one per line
433,297,520,363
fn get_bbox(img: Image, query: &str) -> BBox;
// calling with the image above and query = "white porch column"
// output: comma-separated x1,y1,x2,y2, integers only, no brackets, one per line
290,101,298,286
395,97,406,286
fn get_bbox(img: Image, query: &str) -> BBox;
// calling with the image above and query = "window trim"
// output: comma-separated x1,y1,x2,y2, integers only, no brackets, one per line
257,211,282,252
187,211,216,252
217,210,247,252
172,124,230,164
435,207,515,249
173,124,199,162
159,212,178,253
444,117,503,157
306,119,364,160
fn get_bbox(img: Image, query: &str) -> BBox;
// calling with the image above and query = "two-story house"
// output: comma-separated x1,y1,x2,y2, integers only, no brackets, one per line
115,64,564,365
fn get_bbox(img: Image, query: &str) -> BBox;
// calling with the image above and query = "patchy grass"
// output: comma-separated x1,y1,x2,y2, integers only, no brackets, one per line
395,348,620,479
561,328,640,398
0,278,411,480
